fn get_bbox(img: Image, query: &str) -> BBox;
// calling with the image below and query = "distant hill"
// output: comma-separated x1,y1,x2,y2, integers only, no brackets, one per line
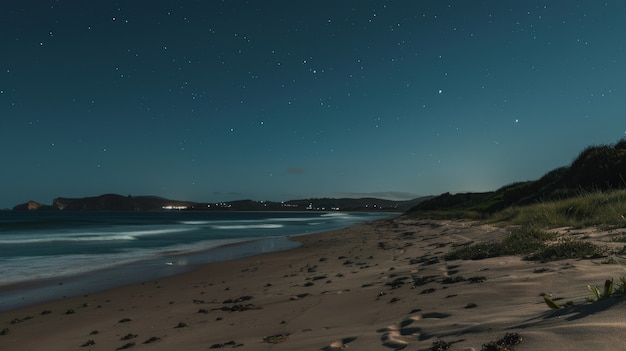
13,194,431,212
407,139,626,217
13,194,205,211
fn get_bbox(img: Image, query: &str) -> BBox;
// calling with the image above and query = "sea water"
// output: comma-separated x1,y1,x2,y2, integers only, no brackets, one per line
0,211,394,310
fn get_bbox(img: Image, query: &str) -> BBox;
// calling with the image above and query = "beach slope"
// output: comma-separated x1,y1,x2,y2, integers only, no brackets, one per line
2,218,626,350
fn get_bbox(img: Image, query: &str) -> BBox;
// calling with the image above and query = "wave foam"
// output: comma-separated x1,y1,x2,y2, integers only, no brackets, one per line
210,224,284,230
0,227,194,245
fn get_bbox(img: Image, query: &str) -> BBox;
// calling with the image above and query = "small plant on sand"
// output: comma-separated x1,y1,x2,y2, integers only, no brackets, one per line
615,276,626,295
544,277,626,309
543,295,562,310
586,278,615,302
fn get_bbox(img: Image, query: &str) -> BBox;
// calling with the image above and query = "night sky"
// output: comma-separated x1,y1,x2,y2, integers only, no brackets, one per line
2,1,625,208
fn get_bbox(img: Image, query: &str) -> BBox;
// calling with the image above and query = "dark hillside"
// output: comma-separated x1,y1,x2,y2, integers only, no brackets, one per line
408,139,626,217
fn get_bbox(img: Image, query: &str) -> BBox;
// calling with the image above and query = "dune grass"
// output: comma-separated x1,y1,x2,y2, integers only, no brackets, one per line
444,227,556,260
443,225,607,262
486,189,626,229
443,190,626,262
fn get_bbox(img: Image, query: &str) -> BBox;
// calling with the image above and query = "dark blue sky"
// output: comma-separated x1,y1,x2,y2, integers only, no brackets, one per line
1,1,625,208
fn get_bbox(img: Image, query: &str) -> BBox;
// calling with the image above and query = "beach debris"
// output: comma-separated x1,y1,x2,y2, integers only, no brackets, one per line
118,318,132,323
40,310,52,315
143,336,161,344
481,332,522,351
223,295,253,304
431,339,452,350
387,276,409,289
89,330,99,335
431,338,465,351
80,339,95,347
289,293,310,301
121,333,138,340
420,257,440,266
468,276,487,283
411,275,437,287
465,303,478,309
198,308,209,314
116,341,136,350
65,309,75,315
442,275,466,284
1,328,10,336
222,304,261,312
10,316,33,324
263,334,289,344
175,322,189,328
210,340,241,348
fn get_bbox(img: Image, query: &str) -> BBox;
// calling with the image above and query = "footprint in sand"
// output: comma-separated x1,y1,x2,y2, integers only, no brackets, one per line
378,312,451,349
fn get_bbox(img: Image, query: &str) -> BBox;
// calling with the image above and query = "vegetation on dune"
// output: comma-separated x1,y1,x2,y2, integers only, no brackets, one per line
409,139,626,311
411,139,626,263
543,276,626,310
443,225,607,262
443,226,557,261
487,189,626,229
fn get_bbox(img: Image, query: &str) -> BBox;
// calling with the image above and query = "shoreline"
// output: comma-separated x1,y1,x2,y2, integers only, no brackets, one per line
0,236,301,312
1,211,395,312
3,217,626,350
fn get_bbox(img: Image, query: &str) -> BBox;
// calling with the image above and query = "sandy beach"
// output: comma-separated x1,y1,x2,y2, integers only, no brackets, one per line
2,217,626,350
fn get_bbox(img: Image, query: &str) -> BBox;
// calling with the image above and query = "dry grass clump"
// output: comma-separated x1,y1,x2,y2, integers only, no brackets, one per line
488,189,626,229
444,226,606,262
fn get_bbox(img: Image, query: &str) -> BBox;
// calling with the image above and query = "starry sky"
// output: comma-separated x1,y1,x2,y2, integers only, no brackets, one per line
1,1,625,208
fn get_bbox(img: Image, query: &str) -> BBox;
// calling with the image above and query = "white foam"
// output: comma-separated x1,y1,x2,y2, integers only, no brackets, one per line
0,227,195,244
179,220,211,225
0,235,136,244
210,224,284,230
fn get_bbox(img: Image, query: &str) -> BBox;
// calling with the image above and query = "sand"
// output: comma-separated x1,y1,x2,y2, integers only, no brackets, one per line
2,217,626,350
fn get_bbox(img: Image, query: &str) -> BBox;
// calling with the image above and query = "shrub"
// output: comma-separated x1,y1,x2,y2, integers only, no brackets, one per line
527,240,606,262
444,227,555,260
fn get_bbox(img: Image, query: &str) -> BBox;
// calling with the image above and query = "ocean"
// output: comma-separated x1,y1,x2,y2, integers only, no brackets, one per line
0,210,394,311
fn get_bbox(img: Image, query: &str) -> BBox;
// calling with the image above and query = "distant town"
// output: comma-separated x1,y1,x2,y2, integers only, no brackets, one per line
11,194,432,212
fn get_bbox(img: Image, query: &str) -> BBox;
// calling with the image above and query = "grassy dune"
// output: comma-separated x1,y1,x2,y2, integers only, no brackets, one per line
409,139,626,263
488,189,626,229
